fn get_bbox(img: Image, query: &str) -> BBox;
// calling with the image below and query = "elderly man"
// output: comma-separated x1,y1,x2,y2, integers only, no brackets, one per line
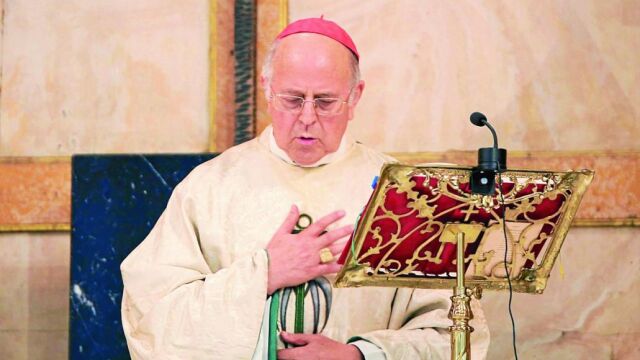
121,17,489,359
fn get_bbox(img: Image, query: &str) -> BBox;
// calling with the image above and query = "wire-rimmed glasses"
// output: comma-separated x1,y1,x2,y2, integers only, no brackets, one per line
269,87,353,116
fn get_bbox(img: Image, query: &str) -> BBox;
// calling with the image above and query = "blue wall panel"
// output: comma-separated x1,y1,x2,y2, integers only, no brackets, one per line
70,154,216,359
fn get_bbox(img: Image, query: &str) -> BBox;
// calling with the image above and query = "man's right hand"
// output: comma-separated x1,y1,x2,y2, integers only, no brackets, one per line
266,205,354,295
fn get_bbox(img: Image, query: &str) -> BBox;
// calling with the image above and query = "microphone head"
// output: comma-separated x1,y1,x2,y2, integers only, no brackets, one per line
470,112,487,127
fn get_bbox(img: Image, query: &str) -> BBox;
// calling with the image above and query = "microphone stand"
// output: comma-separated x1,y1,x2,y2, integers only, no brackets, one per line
448,232,481,360
447,112,508,360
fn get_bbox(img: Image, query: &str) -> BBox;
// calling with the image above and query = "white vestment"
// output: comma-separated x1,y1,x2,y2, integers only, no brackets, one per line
121,126,490,359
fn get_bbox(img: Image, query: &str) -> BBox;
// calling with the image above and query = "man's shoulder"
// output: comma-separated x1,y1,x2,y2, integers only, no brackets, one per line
177,138,263,189
352,142,397,166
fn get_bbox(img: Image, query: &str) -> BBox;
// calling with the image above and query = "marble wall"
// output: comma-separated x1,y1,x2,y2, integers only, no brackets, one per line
483,227,640,359
0,0,211,156
287,0,640,153
0,233,69,359
0,0,638,359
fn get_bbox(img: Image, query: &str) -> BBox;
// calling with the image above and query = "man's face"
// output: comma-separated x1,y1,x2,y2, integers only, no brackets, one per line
264,33,364,166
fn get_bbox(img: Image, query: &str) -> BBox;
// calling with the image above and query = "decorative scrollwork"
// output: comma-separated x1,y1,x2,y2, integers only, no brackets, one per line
336,164,594,294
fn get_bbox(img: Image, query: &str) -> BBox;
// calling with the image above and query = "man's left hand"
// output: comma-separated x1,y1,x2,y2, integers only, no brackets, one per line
277,332,363,360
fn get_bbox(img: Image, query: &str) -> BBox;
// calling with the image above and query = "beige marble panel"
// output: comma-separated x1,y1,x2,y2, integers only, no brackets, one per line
0,233,69,360
0,331,27,360
26,235,70,331
0,330,66,360
0,0,211,155
0,1,3,90
0,234,28,330
289,0,640,152
482,227,640,359
27,330,67,360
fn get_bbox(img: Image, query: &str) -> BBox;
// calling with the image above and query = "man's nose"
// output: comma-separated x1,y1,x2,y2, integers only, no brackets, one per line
298,100,318,125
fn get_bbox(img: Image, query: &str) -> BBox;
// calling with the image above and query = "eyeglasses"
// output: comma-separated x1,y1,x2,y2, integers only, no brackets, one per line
269,87,353,116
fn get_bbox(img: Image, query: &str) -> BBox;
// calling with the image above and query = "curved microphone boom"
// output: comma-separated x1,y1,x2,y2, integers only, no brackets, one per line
470,112,498,150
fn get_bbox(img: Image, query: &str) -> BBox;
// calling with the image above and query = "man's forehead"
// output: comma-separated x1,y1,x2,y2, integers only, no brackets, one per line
271,76,351,98
273,85,342,97
271,34,353,83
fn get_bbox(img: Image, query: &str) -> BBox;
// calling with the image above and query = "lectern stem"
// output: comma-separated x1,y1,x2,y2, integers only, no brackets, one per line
449,232,474,360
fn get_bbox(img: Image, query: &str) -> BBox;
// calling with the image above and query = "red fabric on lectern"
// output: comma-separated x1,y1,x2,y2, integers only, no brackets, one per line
338,175,566,276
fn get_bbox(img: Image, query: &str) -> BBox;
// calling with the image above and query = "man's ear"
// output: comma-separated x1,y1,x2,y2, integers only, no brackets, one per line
260,75,270,101
347,80,365,120
351,80,365,105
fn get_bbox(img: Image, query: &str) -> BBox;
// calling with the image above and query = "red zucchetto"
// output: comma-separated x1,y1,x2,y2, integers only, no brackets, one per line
276,16,359,61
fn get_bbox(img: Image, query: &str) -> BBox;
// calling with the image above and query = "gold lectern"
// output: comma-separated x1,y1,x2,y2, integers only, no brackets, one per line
336,163,594,359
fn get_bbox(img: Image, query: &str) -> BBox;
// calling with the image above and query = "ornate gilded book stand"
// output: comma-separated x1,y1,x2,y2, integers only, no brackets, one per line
336,163,593,359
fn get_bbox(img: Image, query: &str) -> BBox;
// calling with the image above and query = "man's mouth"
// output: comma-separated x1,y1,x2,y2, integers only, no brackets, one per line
296,136,318,145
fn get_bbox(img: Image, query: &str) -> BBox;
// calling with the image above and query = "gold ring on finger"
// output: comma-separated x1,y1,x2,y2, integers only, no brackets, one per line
319,247,334,264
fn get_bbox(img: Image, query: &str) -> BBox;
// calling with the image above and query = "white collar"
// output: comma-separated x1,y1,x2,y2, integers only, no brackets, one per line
263,125,354,168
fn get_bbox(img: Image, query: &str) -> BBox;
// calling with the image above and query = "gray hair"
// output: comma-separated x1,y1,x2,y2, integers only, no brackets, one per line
261,39,361,101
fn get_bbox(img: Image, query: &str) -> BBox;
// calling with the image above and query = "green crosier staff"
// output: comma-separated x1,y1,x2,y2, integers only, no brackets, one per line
268,214,332,358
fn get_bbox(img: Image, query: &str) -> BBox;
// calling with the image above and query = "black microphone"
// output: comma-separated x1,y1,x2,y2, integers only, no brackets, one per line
470,111,486,127
469,112,507,195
